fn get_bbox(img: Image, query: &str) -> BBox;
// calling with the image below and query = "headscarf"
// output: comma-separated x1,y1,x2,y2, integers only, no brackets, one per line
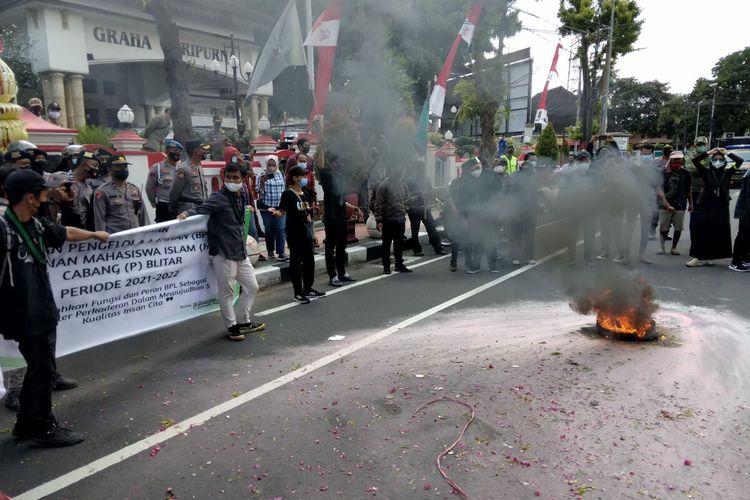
265,155,279,170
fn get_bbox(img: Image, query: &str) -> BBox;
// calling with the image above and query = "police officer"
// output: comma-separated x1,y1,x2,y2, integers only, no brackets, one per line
142,108,172,152
46,102,63,126
170,140,209,214
4,140,37,169
235,123,252,155
146,139,182,222
206,115,227,161
59,150,99,230
55,144,83,172
93,155,147,233
86,147,113,190
27,97,43,117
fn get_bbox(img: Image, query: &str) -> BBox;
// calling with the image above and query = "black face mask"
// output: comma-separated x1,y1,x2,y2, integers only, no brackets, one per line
31,160,48,175
112,169,129,181
301,144,310,154
33,197,51,218
168,152,181,162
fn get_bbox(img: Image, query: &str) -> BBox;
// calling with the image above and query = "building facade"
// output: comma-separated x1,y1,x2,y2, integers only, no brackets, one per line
0,0,274,135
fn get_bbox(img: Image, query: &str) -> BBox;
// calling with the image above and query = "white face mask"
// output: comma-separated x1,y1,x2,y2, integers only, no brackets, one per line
711,159,725,169
224,182,243,193
298,162,307,169
48,111,61,119
470,169,482,178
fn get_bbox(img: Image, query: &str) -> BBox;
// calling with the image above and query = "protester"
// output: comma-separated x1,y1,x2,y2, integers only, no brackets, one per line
559,151,595,265
509,160,539,265
142,108,172,152
730,166,750,272
46,102,63,126
272,164,326,304
177,163,265,341
446,158,482,272
687,147,744,267
257,155,287,261
286,137,318,201
374,163,412,275
365,135,388,220
146,139,183,222
170,140,209,215
658,152,692,256
405,164,443,257
93,155,147,233
478,158,504,272
319,152,359,286
1,170,108,447
687,136,709,203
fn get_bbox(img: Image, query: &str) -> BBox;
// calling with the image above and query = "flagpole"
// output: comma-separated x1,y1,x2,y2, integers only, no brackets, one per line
305,0,315,91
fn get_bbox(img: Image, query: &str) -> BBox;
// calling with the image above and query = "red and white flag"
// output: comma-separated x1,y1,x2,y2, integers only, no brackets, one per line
303,2,341,47
429,0,485,118
306,1,342,129
534,42,563,129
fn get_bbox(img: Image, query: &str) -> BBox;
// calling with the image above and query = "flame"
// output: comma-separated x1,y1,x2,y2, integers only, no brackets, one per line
596,309,653,337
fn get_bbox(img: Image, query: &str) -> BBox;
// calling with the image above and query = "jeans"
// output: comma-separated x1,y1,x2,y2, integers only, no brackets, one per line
381,219,406,269
288,233,316,295
408,208,442,254
212,255,259,328
261,210,287,257
16,330,56,431
324,218,348,279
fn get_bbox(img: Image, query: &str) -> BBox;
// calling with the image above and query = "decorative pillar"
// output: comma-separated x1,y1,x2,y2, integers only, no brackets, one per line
143,105,154,124
249,95,259,139
63,78,74,128
48,72,66,124
67,74,86,127
259,96,269,122
153,105,163,116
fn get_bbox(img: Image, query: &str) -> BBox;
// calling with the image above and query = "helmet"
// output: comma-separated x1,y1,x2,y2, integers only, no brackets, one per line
695,136,709,145
61,144,84,159
6,140,37,153
47,102,62,111
164,139,184,151
28,97,43,108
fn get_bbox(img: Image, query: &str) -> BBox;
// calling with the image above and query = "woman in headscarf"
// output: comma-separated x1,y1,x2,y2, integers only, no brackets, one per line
686,147,744,267
257,155,288,261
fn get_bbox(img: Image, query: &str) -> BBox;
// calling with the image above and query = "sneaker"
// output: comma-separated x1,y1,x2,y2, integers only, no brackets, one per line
238,322,266,333
31,424,85,448
339,274,357,283
465,268,481,274
395,265,413,273
512,260,521,266
489,265,500,273
664,234,673,241
729,263,750,272
227,325,245,341
670,249,681,256
612,256,629,265
294,294,311,304
277,254,289,262
383,268,392,275
304,289,326,299
639,257,652,265
329,277,343,287
596,253,609,261
51,375,78,391
527,260,537,265
686,258,706,267
258,254,267,262
450,262,457,272
435,249,445,255
414,251,424,257
3,391,20,412
12,421,33,439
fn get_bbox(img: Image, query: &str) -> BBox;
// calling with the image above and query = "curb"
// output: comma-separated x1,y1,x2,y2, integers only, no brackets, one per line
254,232,432,289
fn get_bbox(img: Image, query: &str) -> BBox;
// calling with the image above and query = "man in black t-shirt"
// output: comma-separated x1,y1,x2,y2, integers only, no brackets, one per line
1,170,108,447
659,151,693,255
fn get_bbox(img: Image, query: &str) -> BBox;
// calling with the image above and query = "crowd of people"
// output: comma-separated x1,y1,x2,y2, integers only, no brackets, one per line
2,123,749,449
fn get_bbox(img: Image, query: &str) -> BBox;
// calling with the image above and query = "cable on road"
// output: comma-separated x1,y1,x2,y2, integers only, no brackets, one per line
413,397,476,499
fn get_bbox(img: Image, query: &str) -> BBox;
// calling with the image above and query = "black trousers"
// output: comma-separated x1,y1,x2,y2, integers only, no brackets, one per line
567,215,595,262
381,219,406,269
408,208,442,254
287,234,315,295
16,330,57,431
324,218,348,279
155,201,176,223
732,215,750,264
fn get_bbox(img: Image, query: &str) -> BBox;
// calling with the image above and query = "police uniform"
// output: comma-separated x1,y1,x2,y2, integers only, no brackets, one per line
206,126,227,161
145,160,177,222
65,179,94,230
235,132,252,155
93,180,146,233
170,159,208,214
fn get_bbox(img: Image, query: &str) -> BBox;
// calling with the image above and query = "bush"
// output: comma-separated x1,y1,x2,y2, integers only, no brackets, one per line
535,122,559,165
427,131,444,147
76,125,116,146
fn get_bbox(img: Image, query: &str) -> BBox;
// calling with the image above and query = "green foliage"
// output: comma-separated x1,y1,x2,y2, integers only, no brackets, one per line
565,123,583,140
536,123,559,164
76,125,116,146
610,77,671,137
427,131,444,147
0,24,43,106
711,47,750,136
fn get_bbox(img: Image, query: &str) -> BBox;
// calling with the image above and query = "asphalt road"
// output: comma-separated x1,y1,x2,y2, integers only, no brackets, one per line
1,211,749,499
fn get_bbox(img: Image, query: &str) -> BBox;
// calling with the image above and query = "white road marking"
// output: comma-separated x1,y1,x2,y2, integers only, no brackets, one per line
14,245,566,500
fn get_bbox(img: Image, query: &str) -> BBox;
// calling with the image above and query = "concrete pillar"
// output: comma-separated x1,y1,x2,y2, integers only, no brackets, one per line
144,105,154,124
67,74,86,127
63,78,74,128
154,106,163,115
249,95,259,140
259,96,269,121
134,105,146,127
48,72,66,125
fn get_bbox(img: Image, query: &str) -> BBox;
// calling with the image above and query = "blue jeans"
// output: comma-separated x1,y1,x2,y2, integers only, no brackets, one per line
261,210,287,257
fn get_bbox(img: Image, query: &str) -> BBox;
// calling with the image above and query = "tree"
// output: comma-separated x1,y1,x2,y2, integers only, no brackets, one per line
609,77,671,137
536,122,559,165
558,0,643,142
0,24,42,107
711,47,750,136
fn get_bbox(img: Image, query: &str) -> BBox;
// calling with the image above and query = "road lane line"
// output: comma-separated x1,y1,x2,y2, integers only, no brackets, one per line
15,249,568,500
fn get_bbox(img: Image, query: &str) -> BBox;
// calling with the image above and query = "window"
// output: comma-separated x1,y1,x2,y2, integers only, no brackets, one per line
82,79,97,94
103,81,117,96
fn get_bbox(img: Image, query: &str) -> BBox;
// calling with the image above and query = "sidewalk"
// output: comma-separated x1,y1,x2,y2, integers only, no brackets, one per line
251,221,433,289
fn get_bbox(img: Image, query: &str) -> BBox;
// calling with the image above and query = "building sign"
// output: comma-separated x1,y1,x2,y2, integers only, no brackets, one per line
92,26,153,49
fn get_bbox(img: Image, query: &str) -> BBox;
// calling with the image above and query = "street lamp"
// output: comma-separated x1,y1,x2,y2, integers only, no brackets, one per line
450,105,457,114
117,104,134,128
242,62,254,81
209,58,223,74
258,115,270,134
444,130,453,142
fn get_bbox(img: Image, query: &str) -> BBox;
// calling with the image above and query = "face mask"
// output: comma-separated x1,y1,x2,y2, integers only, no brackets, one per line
48,111,61,119
670,163,682,171
299,178,309,188
32,196,50,217
112,169,129,181
213,122,221,129
711,159,724,169
224,182,243,193
31,160,48,175
88,168,99,178
641,154,653,161
696,146,707,153
301,145,311,154
470,169,482,178
298,162,307,169
168,152,181,162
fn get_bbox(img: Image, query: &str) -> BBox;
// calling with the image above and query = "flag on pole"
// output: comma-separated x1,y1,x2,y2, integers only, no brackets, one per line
429,0,484,118
305,0,342,130
246,0,307,99
534,42,563,130
415,96,430,153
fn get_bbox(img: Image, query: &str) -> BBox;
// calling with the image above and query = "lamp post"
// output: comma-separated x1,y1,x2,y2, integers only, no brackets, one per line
444,130,454,143
695,101,702,141
259,115,271,135
117,104,135,129
708,83,718,147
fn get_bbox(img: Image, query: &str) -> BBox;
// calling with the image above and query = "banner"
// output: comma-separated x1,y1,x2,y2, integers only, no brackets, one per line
1,216,218,370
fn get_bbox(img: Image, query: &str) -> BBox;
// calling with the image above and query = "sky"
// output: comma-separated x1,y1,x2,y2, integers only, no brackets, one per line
503,0,750,96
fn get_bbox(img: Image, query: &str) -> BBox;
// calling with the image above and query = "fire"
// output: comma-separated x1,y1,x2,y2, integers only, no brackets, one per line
596,308,654,337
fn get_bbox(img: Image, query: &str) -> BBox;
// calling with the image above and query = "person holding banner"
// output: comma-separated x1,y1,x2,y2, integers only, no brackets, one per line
178,163,266,342
1,170,108,448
